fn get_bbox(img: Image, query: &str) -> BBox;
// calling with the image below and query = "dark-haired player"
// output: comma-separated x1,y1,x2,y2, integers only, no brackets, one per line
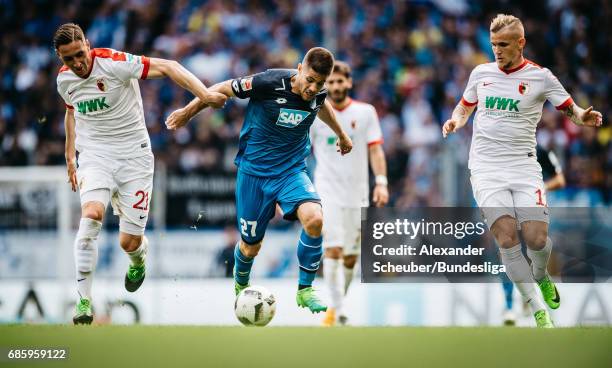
166,47,353,313
54,23,226,324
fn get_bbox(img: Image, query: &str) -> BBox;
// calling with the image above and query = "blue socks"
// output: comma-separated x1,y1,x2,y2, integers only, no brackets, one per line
297,230,323,287
234,243,253,286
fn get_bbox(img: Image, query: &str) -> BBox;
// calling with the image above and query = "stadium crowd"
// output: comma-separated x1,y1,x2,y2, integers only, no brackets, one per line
0,0,610,207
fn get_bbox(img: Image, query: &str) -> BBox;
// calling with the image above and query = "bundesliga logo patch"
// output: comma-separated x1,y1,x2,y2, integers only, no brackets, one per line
240,77,253,91
518,81,530,95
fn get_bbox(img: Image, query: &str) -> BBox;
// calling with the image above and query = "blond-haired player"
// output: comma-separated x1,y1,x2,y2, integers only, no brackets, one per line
311,61,389,326
54,23,226,324
443,14,603,328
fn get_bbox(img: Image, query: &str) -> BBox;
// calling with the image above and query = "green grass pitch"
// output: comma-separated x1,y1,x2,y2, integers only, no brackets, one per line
1,325,611,368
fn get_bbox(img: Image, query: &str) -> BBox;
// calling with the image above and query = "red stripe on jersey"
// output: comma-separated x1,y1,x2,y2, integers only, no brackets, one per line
368,138,384,147
461,97,478,107
65,104,74,109
58,65,70,74
555,97,574,110
525,59,542,68
140,56,150,79
92,48,127,61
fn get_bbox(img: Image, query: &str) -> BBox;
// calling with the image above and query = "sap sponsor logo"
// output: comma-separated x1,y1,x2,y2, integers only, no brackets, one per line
275,108,310,128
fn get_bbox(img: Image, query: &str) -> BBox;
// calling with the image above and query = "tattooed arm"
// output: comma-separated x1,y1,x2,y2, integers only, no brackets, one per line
561,103,603,127
442,102,477,138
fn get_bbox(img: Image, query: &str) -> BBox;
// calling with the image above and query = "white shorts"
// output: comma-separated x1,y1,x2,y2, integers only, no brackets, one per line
322,205,361,256
470,167,549,227
77,151,154,235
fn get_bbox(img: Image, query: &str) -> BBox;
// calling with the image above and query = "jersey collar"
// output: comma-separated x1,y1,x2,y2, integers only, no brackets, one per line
332,97,353,112
498,58,528,75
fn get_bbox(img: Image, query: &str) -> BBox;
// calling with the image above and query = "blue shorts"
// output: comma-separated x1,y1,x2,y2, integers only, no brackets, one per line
236,169,320,244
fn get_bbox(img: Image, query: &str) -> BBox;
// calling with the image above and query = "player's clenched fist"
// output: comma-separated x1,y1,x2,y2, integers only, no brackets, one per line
442,119,458,138
336,133,353,155
165,108,189,130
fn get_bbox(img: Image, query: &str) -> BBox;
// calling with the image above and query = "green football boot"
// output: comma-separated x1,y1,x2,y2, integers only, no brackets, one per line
235,281,250,296
296,287,327,313
534,309,554,328
72,298,93,325
537,275,560,309
125,264,146,292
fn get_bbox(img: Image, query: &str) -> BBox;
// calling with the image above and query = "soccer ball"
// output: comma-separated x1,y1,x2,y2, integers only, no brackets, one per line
234,286,276,327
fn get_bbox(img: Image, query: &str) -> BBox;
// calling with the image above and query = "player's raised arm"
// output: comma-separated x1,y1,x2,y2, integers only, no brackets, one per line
442,101,477,138
63,107,78,192
146,57,227,108
317,99,352,155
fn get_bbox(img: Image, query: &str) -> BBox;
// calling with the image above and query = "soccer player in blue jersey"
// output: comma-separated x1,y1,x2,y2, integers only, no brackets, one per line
166,47,353,313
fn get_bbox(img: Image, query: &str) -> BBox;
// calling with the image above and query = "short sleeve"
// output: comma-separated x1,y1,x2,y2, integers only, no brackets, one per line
231,70,275,99
544,68,572,110
104,50,150,81
56,77,74,110
461,67,479,106
366,105,383,146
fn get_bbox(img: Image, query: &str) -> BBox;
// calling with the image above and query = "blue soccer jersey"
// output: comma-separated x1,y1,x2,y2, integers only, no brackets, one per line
231,69,327,177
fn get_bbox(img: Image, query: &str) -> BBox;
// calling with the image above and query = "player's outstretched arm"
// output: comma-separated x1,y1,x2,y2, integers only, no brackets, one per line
561,103,603,127
165,80,235,131
146,58,227,108
317,99,352,155
442,102,476,138
64,108,77,192
368,143,389,207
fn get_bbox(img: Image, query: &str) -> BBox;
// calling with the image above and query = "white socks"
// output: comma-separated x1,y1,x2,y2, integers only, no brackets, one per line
527,237,552,281
343,265,354,295
74,218,102,300
323,257,344,314
127,236,148,266
500,243,546,314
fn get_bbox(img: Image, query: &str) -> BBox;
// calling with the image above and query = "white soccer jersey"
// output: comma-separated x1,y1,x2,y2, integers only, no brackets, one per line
56,48,152,159
462,60,572,171
311,98,383,207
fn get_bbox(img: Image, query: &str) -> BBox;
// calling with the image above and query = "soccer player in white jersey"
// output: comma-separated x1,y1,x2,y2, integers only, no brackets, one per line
54,23,227,325
442,14,603,328
310,61,389,326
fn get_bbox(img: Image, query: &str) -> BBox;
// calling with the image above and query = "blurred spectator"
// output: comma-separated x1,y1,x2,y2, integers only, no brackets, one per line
0,0,609,210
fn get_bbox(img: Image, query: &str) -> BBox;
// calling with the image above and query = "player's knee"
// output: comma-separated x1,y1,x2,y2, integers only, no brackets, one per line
119,233,143,252
303,211,323,237
81,202,104,222
343,255,357,269
496,234,519,249
325,247,342,259
525,231,548,250
240,240,261,258
491,217,519,248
